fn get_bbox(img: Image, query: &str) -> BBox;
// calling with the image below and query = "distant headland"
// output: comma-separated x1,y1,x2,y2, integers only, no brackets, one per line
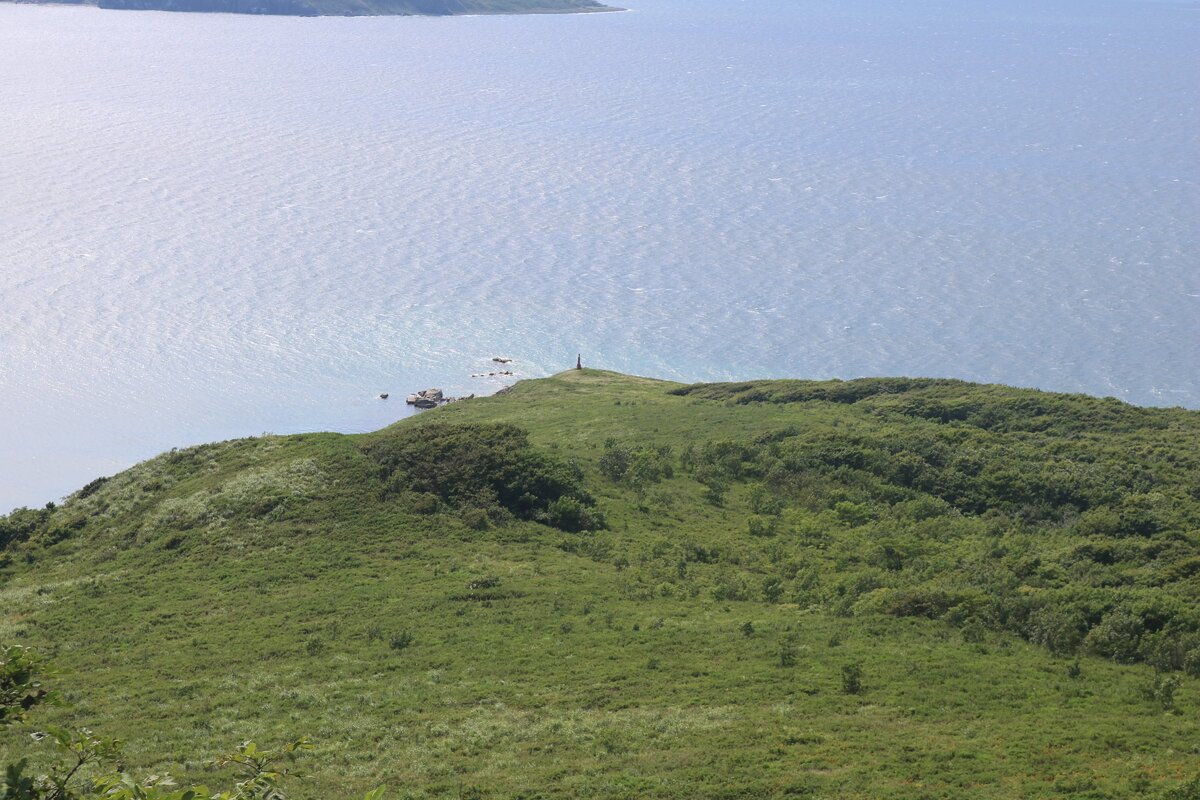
6,0,620,17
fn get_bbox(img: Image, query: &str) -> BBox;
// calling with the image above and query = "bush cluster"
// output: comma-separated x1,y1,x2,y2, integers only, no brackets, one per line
662,380,1200,671
364,422,605,532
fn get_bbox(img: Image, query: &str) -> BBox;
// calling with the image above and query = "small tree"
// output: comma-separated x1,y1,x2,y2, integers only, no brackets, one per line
778,633,800,668
841,662,864,695
1143,672,1181,712
599,441,631,482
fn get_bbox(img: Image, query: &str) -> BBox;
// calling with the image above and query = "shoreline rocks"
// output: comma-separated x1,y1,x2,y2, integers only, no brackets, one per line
401,356,521,411
406,387,474,410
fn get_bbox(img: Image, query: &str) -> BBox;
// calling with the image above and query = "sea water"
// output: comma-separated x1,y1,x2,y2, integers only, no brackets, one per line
1,0,1197,510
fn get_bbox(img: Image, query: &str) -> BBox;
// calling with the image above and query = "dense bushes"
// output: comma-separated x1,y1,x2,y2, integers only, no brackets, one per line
599,439,674,493
364,422,605,532
671,377,1178,435
0,506,52,552
668,380,1200,671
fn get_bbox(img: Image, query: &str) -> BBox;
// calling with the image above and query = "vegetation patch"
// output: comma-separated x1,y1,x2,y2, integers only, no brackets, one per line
1,371,1198,798
363,422,605,532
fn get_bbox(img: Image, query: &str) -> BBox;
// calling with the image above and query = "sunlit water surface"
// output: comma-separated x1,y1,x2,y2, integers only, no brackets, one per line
1,0,1197,510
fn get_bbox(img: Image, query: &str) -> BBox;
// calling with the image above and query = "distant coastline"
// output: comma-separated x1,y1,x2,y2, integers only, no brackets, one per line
3,0,622,17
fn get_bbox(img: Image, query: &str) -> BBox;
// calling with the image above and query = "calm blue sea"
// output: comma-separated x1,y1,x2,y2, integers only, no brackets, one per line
1,0,1197,510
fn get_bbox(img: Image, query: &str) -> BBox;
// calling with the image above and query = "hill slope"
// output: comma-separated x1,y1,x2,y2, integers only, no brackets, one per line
6,0,617,17
2,370,1199,798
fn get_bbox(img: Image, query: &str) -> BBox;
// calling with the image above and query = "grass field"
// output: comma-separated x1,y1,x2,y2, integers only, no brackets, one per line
2,370,1198,798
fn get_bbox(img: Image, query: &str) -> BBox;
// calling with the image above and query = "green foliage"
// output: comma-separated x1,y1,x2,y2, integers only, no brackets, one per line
3,371,1199,797
1,650,383,800
538,495,605,534
0,509,52,554
656,378,1200,670
597,441,631,483
0,647,50,728
1143,672,1181,712
458,508,489,531
841,662,864,695
1084,609,1146,663
748,484,783,516
1161,774,1200,800
363,422,603,532
778,632,800,668
746,516,776,538
1025,606,1089,656
598,440,673,498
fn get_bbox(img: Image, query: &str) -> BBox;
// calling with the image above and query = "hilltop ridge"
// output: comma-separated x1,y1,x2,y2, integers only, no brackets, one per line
2,370,1198,797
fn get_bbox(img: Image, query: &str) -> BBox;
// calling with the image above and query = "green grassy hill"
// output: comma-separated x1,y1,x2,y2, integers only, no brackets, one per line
2,370,1199,798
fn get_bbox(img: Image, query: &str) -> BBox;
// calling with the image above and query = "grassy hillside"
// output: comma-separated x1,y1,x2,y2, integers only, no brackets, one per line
2,370,1198,798
9,0,617,18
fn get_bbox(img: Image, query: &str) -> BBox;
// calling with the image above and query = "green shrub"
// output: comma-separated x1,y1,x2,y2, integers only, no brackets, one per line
779,635,799,668
747,515,776,537
1025,605,1088,656
0,507,51,552
461,507,490,530
538,496,606,533
407,492,440,514
713,574,750,602
762,577,784,603
701,476,728,507
599,440,631,482
833,502,872,527
1142,672,1181,712
1161,774,1200,800
1084,608,1144,663
884,589,953,620
749,484,784,516
1184,648,1200,678
841,662,864,695
365,422,603,532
